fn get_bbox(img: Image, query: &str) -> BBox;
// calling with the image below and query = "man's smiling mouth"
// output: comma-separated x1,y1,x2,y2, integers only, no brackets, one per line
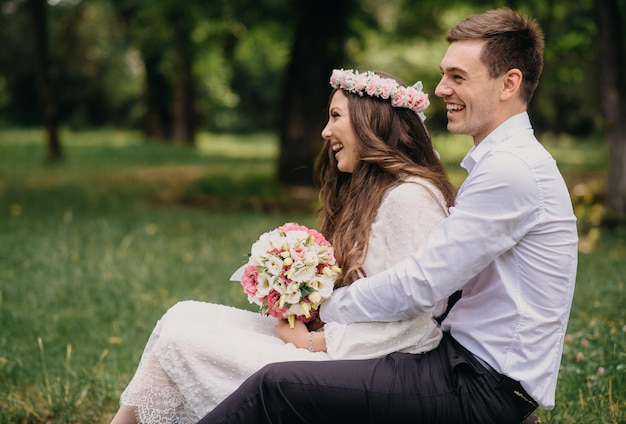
447,103,465,112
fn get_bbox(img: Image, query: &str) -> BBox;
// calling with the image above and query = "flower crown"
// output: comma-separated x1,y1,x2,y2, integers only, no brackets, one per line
329,69,430,120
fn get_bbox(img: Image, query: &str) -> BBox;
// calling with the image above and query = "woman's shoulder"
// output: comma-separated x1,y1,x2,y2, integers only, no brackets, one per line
375,177,448,223
384,176,446,206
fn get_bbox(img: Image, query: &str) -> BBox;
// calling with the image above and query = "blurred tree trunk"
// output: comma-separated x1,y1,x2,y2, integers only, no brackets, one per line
277,0,352,187
594,0,626,214
143,47,172,141
172,27,195,145
111,0,193,143
26,0,62,162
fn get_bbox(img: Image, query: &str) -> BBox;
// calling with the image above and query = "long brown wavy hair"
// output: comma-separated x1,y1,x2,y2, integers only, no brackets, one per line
314,71,455,288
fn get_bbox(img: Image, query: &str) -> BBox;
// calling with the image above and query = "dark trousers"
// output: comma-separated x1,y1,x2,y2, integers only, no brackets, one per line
197,333,537,424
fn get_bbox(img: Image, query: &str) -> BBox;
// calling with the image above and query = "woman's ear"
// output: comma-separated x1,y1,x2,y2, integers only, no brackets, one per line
501,69,523,101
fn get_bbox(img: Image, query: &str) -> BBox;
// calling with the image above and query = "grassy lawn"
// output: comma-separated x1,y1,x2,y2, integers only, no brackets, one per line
0,128,623,423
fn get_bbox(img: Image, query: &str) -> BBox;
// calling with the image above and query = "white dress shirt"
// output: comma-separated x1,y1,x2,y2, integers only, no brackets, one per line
320,112,578,409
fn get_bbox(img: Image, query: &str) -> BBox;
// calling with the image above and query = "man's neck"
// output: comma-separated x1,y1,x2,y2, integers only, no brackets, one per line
472,103,527,146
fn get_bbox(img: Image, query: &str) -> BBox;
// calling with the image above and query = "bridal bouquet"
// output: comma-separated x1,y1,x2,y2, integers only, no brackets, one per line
239,222,341,328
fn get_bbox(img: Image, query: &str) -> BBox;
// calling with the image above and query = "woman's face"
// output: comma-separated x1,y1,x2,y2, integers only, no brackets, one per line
321,90,359,173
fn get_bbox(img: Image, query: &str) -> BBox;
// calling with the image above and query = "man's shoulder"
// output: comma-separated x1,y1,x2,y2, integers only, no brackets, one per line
488,134,554,169
470,148,545,197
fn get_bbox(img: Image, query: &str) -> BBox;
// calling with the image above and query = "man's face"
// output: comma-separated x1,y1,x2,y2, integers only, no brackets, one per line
435,39,504,145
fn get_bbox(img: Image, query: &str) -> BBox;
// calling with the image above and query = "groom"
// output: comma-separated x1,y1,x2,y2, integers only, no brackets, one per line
197,8,578,424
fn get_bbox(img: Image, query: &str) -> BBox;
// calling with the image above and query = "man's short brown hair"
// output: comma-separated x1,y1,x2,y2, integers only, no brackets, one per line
447,8,544,104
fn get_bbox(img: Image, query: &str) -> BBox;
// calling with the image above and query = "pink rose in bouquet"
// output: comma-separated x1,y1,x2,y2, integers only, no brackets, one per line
240,222,341,328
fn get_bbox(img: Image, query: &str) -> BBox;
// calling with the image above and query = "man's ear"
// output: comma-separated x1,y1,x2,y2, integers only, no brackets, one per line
501,69,523,101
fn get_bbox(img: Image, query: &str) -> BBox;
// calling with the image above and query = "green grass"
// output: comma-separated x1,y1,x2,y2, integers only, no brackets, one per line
0,128,623,423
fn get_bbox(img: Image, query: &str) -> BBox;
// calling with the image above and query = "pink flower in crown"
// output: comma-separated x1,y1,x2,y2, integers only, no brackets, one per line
403,88,417,109
329,69,342,88
340,71,357,91
379,79,396,99
366,74,382,97
409,92,430,113
354,73,369,92
391,87,409,108
405,81,429,113
241,265,259,296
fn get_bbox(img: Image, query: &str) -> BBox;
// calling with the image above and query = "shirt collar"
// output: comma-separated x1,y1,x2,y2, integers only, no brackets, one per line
460,112,532,174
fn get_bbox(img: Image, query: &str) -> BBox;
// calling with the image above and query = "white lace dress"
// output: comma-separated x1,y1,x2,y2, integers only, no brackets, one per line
118,177,448,423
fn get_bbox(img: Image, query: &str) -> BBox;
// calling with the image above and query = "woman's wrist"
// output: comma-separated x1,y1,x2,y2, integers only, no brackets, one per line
303,330,327,353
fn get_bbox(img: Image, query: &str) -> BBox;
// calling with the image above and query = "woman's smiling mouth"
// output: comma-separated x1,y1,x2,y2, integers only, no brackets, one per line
331,143,344,152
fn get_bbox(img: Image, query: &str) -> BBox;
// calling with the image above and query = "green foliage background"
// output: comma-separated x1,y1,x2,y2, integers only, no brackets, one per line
0,0,611,136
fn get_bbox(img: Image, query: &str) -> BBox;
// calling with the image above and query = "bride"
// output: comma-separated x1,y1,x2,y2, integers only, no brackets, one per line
110,69,455,424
